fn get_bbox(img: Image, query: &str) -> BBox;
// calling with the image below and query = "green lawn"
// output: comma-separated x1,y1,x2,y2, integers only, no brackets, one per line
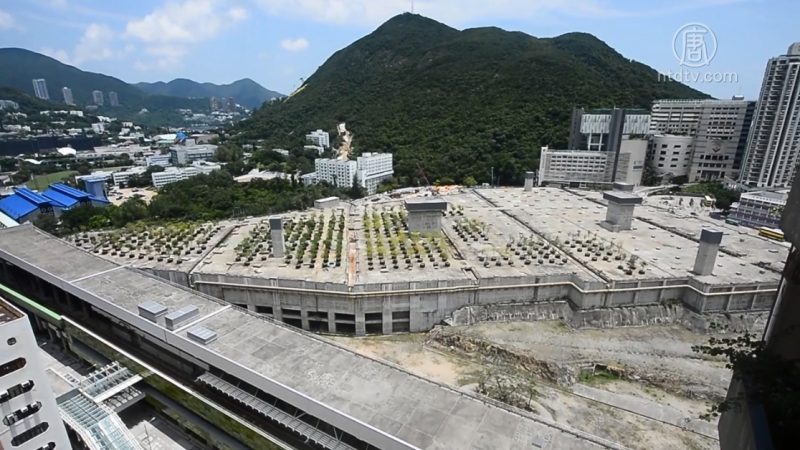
25,170,78,190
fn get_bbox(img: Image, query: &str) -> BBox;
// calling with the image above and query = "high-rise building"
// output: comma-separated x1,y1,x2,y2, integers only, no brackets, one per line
306,129,331,149
312,153,394,194
92,90,104,106
61,87,74,105
107,91,119,107
568,108,651,151
0,297,70,449
740,42,800,188
650,98,755,182
31,79,49,100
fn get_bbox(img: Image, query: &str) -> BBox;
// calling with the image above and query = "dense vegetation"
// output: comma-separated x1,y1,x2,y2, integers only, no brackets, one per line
55,170,349,235
135,78,282,109
236,13,709,186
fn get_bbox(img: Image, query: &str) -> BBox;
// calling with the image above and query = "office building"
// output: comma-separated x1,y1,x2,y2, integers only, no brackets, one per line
313,152,393,194
145,154,171,167
314,158,357,189
169,144,218,165
729,189,790,229
650,98,755,182
111,166,147,187
107,91,119,107
357,152,394,194
538,138,647,186
151,162,220,188
92,90,104,106
740,42,800,188
568,108,651,151
61,87,74,106
305,129,331,149
0,297,70,449
652,135,694,178
31,79,49,100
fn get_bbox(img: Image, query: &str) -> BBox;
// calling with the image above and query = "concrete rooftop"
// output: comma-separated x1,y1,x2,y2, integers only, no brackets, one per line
0,225,613,450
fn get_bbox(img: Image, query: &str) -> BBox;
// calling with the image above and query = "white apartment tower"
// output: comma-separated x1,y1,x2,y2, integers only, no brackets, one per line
0,298,69,449
92,90,104,106
741,42,800,188
305,130,330,149
61,87,74,106
108,91,119,107
31,79,49,100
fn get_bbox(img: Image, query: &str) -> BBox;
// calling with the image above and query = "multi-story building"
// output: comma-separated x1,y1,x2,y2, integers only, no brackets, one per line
729,189,790,228
92,90,104,106
740,42,800,188
651,135,694,179
357,152,394,194
568,108,651,151
311,153,393,194
108,91,119,107
111,166,147,187
31,79,49,100
305,129,331,149
61,87,74,106
314,158,357,189
145,154,171,167
650,98,755,182
169,144,218,165
0,100,19,110
0,297,70,449
151,162,221,188
538,138,647,186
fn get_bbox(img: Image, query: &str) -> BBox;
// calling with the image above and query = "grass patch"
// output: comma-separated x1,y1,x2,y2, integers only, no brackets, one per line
26,170,78,190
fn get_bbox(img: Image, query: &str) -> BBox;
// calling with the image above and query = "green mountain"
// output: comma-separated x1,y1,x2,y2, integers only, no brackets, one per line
0,48,208,126
0,86,73,115
238,13,710,185
135,78,283,108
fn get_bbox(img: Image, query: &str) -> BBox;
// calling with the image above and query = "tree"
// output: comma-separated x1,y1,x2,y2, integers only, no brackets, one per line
32,213,58,233
463,175,478,187
349,176,365,199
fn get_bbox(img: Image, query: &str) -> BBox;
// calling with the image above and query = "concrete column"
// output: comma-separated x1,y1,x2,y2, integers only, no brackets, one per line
601,191,641,232
327,310,337,333
269,217,285,258
382,298,392,335
692,229,723,276
300,308,310,331
523,172,534,192
354,299,366,336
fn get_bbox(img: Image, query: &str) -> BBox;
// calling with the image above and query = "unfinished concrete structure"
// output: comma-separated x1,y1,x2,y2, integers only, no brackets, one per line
693,229,724,276
524,172,535,192
62,187,786,337
405,197,447,233
269,217,284,258
600,190,642,231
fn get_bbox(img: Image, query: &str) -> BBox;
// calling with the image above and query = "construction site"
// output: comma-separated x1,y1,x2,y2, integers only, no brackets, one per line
0,182,790,449
65,184,785,336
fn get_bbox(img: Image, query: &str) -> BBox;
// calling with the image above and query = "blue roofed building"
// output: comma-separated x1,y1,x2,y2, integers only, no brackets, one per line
42,183,110,210
0,183,109,225
0,187,56,223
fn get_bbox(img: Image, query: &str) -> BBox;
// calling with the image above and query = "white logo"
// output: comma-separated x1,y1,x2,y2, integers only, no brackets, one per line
673,23,717,68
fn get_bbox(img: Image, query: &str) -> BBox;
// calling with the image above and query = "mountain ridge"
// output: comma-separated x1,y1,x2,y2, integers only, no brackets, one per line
135,78,283,108
238,13,710,185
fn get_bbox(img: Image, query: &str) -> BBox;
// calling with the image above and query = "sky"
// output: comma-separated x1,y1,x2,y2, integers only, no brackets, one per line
0,0,798,99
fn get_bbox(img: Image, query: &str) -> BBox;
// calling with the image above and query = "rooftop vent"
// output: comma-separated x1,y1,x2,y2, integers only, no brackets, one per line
165,305,199,331
137,301,167,324
187,326,217,345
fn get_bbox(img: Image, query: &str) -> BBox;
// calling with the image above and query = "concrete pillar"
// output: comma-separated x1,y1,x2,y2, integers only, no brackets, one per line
269,217,285,258
692,229,723,276
523,172,535,192
300,308,309,331
327,310,337,333
600,191,642,232
382,298,392,335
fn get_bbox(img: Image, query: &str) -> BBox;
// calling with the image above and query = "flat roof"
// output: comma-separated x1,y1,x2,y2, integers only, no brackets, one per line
0,225,609,450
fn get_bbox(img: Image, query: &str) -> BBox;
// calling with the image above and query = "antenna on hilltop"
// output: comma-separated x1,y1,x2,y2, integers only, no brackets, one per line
411,0,414,13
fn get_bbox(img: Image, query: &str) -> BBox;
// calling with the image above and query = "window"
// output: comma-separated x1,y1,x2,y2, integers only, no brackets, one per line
0,357,26,377
7,337,16,346
0,380,35,404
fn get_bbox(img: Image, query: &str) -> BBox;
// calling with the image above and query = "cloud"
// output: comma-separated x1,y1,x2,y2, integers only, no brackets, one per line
254,0,746,26
281,37,309,52
126,0,248,71
0,9,17,30
39,23,117,66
